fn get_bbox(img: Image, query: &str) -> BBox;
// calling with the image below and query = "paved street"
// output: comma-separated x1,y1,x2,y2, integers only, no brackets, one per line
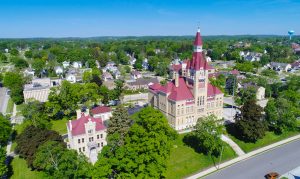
205,139,300,179
0,87,9,114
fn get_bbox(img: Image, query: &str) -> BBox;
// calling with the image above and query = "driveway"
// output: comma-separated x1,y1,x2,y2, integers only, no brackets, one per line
0,87,9,114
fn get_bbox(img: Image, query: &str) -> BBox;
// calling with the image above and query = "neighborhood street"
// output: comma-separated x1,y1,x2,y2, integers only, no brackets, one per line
0,87,9,114
205,139,300,179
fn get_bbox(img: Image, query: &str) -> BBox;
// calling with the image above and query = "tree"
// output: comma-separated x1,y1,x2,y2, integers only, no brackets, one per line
82,71,92,83
0,114,12,146
93,107,177,178
10,48,19,56
225,74,237,95
15,126,64,167
24,50,33,59
107,105,131,146
33,141,92,178
0,53,8,63
21,100,51,129
234,62,254,72
265,98,297,133
192,115,224,156
11,57,28,69
0,147,7,177
99,85,110,105
113,79,124,100
31,58,46,77
239,86,257,104
3,72,25,104
235,99,266,142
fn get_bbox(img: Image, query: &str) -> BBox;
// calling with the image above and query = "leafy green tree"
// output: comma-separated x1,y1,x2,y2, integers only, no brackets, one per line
265,98,298,133
93,107,177,178
260,69,277,78
113,79,124,100
21,100,51,129
0,147,7,177
226,74,237,95
239,86,257,104
0,73,2,81
11,57,28,69
209,74,226,92
82,71,93,83
24,50,33,59
193,115,224,156
31,58,46,77
33,141,92,178
235,99,266,142
10,48,19,56
3,72,25,104
107,105,131,146
15,126,64,167
234,61,254,72
0,114,12,146
0,53,8,63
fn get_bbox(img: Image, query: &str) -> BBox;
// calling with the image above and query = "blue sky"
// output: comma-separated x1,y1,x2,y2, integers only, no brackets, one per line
0,0,299,37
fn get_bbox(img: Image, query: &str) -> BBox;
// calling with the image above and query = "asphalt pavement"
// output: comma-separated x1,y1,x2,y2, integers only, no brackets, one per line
204,139,300,179
0,87,9,114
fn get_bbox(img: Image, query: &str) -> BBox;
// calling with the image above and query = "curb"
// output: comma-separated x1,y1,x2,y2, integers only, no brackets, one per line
185,134,300,179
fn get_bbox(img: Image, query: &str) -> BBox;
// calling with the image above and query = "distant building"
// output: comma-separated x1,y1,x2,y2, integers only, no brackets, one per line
73,61,82,69
102,72,113,81
62,61,70,68
23,68,35,76
241,82,265,101
268,62,292,72
23,78,61,103
125,78,159,90
67,110,107,164
148,29,223,131
54,66,63,75
91,106,112,121
130,70,142,80
142,58,149,70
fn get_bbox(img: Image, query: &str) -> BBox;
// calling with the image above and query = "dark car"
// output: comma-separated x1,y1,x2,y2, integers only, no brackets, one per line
265,172,279,179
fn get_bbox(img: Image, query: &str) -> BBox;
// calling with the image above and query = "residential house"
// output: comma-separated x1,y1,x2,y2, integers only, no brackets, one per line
125,78,159,90
102,72,113,82
131,70,142,80
54,66,63,75
148,29,223,131
62,61,70,68
240,82,265,101
73,61,83,69
268,62,292,72
23,68,35,76
67,110,107,164
91,106,112,121
142,58,149,70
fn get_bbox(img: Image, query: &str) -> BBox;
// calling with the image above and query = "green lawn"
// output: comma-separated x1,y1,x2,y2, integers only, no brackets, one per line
11,156,46,179
10,141,17,152
51,118,68,135
226,123,300,153
166,134,237,179
6,98,14,114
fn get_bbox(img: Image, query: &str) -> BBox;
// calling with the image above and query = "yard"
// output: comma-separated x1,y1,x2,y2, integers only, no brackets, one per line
166,134,237,179
226,123,300,153
6,98,14,114
10,156,46,179
50,118,68,135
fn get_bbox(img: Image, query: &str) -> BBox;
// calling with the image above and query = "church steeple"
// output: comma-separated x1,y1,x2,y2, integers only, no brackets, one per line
193,27,203,52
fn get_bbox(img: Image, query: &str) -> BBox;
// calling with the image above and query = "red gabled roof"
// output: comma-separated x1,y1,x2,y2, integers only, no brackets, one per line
168,78,194,101
171,64,182,71
194,30,203,46
68,114,106,136
91,106,111,115
207,83,222,96
230,69,240,75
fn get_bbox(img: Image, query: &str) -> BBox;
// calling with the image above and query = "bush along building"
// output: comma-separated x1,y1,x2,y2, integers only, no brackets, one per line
148,28,224,131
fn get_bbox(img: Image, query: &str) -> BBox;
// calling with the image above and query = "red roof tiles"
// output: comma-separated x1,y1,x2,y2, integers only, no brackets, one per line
68,114,106,136
91,106,111,115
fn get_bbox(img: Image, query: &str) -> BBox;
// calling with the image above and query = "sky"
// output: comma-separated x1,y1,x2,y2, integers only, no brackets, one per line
0,0,299,38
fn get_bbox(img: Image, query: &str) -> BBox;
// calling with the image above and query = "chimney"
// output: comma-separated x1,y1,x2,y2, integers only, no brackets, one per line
76,109,81,119
175,72,179,87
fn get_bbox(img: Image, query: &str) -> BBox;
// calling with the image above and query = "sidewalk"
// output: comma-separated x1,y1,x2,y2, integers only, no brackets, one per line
186,134,300,179
221,134,245,156
6,104,16,155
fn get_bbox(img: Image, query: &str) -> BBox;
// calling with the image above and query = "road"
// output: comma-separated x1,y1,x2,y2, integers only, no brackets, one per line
205,139,300,179
0,87,9,114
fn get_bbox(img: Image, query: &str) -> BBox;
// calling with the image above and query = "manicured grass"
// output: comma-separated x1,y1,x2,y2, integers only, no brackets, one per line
10,141,17,152
11,156,46,179
166,134,237,179
6,98,14,114
16,103,25,112
226,123,300,153
51,118,68,135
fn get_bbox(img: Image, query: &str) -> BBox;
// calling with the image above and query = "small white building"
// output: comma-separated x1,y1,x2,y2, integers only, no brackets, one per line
62,61,70,68
66,74,77,83
91,106,112,121
131,70,142,80
54,66,63,75
102,72,113,81
73,61,83,69
67,111,107,164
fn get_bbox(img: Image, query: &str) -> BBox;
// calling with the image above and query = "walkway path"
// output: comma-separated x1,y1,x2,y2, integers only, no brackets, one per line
185,134,300,179
6,104,16,155
221,134,245,156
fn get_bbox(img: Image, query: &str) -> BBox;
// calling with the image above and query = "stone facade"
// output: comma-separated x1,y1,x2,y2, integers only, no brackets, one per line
148,29,223,131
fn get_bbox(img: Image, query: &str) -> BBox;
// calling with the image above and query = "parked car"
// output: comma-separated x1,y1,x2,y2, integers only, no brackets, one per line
265,172,279,179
